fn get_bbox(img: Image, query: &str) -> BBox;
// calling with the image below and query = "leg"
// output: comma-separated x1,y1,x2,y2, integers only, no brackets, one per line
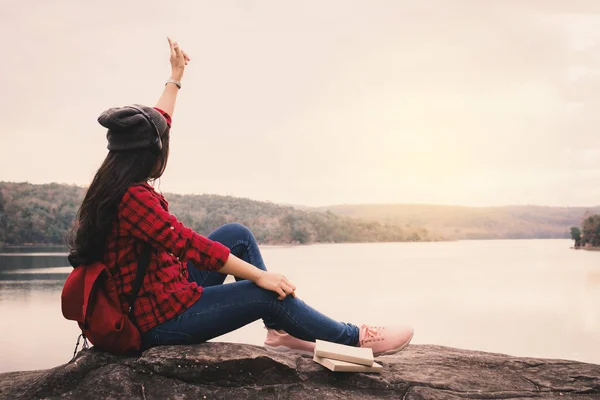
188,223,267,287
208,223,269,279
142,280,359,347
187,223,268,288
186,261,226,287
186,223,278,328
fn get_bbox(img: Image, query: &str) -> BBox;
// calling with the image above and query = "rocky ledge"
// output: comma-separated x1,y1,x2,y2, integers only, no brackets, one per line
0,343,599,399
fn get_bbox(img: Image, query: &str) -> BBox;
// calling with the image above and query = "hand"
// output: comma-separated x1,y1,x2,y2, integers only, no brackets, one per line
255,272,297,300
167,37,191,81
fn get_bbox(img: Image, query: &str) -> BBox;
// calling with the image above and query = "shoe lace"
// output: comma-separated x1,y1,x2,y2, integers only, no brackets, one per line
361,325,384,343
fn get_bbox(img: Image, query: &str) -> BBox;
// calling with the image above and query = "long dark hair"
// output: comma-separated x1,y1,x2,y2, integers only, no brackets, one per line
68,131,170,266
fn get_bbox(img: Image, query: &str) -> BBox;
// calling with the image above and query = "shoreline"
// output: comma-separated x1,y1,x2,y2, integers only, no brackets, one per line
2,237,580,249
573,245,600,251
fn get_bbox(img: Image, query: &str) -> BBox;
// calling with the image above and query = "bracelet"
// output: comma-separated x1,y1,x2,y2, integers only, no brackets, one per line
166,78,182,89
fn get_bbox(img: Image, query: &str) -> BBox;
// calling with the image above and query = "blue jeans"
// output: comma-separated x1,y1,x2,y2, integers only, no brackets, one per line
141,223,359,349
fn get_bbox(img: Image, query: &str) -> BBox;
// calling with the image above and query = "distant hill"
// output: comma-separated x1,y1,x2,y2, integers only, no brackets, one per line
0,182,435,246
308,204,600,240
3,182,593,246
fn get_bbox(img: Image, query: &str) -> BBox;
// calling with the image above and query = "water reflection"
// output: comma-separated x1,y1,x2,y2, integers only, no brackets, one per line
581,270,600,332
0,273,70,281
0,280,66,300
0,250,79,374
0,254,69,271
0,245,68,253
0,251,70,299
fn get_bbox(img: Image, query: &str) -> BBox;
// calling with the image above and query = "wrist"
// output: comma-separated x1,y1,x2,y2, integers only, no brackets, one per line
170,68,184,82
166,78,182,89
252,269,266,282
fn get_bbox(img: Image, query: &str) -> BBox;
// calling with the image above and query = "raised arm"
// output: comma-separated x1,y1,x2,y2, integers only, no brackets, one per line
155,37,190,117
139,38,297,300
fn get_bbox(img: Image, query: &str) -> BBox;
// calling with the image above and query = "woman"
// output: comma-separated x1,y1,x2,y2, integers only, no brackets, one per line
68,38,414,355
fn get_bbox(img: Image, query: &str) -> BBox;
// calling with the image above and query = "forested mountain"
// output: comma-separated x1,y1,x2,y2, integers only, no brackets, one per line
311,204,600,240
0,182,434,246
2,182,595,246
0,183,81,245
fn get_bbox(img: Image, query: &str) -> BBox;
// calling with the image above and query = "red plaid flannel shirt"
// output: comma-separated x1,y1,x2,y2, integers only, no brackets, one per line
104,109,230,333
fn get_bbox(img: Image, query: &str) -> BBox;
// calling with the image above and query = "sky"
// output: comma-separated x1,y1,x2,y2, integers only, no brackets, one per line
1,0,600,207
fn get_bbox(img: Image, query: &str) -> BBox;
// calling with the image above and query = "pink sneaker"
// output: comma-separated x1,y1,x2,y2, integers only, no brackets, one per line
359,325,414,356
264,329,315,355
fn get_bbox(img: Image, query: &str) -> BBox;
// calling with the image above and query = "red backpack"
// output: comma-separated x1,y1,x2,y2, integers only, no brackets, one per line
61,244,151,355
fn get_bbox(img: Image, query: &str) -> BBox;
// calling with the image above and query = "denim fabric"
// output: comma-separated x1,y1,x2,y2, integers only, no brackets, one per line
141,223,359,348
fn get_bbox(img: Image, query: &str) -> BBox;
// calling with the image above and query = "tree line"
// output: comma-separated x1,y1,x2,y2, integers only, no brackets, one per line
0,182,435,246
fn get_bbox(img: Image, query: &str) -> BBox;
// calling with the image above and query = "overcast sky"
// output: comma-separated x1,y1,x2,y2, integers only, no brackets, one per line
1,1,599,207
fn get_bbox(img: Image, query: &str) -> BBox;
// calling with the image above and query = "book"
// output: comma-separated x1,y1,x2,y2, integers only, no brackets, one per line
314,339,374,367
313,355,382,373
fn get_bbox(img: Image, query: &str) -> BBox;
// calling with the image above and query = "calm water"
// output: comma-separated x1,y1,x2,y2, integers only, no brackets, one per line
1,239,599,373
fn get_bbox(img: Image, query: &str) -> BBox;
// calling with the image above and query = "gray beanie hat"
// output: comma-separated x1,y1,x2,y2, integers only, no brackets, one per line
98,105,168,152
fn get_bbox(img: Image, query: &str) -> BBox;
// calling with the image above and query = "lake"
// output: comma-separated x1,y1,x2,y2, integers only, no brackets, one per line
1,239,599,373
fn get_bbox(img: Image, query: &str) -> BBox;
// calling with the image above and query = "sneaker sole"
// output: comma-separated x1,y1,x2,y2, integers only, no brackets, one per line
264,344,313,356
376,330,414,356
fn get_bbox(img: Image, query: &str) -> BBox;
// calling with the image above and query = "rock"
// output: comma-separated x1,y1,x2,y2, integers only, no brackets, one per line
0,343,599,399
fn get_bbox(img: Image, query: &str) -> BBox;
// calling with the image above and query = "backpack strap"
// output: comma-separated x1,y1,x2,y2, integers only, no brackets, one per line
128,243,152,317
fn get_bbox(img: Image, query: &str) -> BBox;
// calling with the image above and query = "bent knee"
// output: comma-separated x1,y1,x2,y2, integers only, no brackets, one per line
218,223,253,240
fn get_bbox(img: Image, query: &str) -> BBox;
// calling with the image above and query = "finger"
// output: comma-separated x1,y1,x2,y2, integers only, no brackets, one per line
276,288,286,300
281,284,293,295
174,43,182,58
168,38,176,57
285,279,296,291
182,50,191,61
283,278,296,291
291,291,297,298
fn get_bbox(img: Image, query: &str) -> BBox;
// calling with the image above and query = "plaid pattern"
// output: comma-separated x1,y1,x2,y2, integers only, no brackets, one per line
105,183,230,332
104,119,230,332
